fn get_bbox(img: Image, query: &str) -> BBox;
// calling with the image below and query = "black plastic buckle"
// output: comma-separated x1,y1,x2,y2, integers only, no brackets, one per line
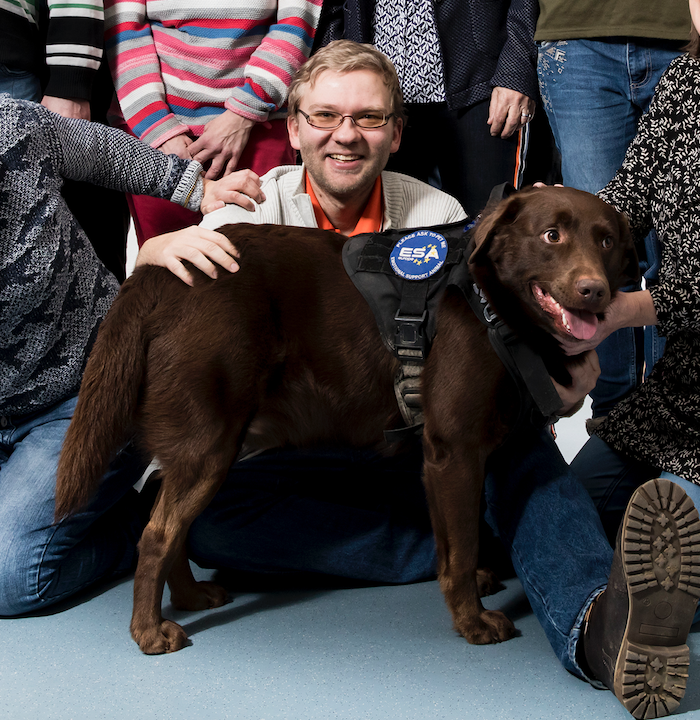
394,310,428,358
472,283,498,324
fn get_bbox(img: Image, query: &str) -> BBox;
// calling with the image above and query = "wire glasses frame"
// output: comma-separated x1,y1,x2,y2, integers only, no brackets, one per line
297,109,395,130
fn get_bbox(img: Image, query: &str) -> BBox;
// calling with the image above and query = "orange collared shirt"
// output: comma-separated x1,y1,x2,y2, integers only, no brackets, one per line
305,174,384,236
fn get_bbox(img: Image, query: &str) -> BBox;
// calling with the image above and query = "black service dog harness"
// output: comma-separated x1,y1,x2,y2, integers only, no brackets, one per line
341,221,564,442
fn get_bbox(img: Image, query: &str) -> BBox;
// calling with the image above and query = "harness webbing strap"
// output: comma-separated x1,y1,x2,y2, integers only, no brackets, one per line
395,280,429,360
342,221,564,440
463,283,563,424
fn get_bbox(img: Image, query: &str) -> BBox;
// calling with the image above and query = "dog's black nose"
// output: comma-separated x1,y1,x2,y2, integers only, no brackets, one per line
576,277,608,303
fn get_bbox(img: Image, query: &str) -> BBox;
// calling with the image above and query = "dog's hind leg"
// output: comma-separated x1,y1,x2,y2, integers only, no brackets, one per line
476,567,504,597
130,450,236,654
167,546,228,612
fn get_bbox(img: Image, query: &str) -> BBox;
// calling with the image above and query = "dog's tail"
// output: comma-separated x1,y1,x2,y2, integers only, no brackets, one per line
54,271,161,520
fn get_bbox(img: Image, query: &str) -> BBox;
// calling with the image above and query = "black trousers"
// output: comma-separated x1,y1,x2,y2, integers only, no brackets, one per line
386,99,528,220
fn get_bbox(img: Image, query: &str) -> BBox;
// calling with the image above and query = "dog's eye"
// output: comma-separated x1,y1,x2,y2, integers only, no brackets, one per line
542,229,560,244
602,236,613,249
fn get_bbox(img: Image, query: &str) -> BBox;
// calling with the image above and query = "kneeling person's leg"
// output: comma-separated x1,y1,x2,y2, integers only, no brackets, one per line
0,396,146,615
188,445,437,584
582,477,700,718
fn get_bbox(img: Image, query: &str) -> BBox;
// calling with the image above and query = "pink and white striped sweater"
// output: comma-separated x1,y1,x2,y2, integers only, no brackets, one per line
104,0,322,148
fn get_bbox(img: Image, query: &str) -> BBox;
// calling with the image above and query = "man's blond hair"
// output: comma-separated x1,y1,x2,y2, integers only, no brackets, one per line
287,40,406,123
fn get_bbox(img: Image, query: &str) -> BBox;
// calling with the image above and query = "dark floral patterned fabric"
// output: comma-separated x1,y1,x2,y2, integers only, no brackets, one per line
596,54,700,483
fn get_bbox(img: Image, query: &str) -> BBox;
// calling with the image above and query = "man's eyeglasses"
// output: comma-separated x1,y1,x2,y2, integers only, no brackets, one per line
297,109,394,130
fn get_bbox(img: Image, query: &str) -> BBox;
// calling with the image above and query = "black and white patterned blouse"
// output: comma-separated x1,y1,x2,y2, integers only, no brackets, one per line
0,95,203,417
596,54,700,483
372,0,446,103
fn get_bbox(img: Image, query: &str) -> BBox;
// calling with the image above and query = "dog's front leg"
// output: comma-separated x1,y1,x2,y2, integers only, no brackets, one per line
422,435,516,644
421,289,516,644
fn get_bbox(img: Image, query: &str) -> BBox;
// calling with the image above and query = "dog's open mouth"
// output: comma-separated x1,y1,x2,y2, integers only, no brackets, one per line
532,284,599,340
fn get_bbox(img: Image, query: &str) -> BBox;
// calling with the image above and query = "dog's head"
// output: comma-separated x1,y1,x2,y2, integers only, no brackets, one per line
468,186,639,346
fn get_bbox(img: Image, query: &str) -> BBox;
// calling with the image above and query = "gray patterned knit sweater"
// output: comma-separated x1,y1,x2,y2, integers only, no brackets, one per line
0,94,203,417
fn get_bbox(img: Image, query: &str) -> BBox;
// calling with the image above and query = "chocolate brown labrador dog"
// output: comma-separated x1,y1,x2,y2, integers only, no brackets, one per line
55,186,638,654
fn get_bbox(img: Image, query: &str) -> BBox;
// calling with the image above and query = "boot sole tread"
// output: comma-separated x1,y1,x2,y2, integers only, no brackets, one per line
621,643,688,719
615,478,700,719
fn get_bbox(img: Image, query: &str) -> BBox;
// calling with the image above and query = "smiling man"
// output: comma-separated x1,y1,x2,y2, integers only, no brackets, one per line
176,41,698,719
198,40,466,237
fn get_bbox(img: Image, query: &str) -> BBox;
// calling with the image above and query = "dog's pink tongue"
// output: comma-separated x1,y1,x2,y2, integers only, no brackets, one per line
563,308,598,340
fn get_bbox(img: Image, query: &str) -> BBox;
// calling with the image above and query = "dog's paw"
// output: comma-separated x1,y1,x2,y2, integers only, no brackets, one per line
457,609,516,645
170,580,229,612
476,567,505,597
131,619,189,655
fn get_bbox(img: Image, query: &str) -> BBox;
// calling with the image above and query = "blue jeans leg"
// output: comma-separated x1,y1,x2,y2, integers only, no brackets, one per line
537,38,683,193
188,444,437,584
0,395,146,615
484,427,612,680
0,64,42,101
537,38,679,416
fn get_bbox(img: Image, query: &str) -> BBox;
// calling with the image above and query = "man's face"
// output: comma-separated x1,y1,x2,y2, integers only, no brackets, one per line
287,69,402,204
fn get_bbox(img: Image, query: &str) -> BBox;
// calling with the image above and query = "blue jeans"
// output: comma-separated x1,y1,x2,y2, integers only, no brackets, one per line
0,64,41,102
188,443,436,584
483,427,610,681
189,427,612,682
0,395,145,615
537,38,681,416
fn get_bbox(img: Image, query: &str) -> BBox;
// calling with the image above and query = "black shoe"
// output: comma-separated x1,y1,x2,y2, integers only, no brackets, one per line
583,478,700,718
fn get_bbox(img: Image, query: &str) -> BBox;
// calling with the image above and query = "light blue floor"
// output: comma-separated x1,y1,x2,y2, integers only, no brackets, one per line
2,566,700,720
3,400,699,719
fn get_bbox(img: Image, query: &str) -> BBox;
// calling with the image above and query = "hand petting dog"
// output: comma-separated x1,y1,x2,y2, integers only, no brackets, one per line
550,350,601,416
136,227,241,286
135,168,265,285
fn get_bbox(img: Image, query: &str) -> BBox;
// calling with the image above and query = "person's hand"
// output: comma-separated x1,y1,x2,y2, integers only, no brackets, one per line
487,88,535,139
41,96,91,120
201,169,266,214
159,135,194,160
551,350,601,416
136,226,240,286
188,110,256,179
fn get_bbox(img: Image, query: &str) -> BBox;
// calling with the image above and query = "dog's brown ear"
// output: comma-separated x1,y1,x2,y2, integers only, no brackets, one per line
469,195,523,266
616,211,641,287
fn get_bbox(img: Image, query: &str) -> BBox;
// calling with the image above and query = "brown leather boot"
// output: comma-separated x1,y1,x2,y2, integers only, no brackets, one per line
582,478,700,718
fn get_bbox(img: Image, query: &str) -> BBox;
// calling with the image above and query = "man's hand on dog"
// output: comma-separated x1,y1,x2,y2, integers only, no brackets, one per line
136,227,240,286
551,350,601,416
201,169,266,214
